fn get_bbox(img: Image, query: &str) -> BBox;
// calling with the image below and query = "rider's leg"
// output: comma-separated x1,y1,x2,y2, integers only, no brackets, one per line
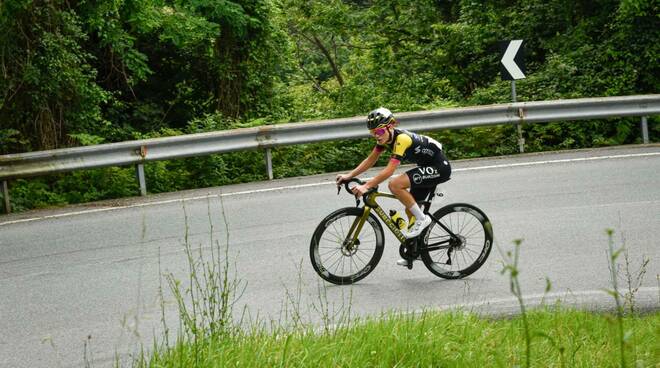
390,175,427,266
388,174,416,209
388,174,423,220
389,174,430,238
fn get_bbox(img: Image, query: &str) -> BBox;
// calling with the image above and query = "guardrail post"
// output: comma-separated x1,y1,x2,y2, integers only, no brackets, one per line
641,116,649,144
136,164,147,196
2,180,10,214
265,148,273,180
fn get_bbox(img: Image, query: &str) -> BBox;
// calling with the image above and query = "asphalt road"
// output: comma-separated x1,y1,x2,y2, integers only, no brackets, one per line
1,145,659,367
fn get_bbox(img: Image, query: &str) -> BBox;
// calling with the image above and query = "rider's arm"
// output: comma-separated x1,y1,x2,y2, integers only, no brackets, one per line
363,133,410,188
346,147,382,178
365,158,399,189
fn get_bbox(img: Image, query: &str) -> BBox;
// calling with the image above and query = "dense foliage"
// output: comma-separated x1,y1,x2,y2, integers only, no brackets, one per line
1,0,658,211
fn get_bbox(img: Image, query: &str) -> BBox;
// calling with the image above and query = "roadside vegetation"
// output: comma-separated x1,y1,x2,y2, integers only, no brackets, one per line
132,310,658,367
121,204,658,367
1,1,659,212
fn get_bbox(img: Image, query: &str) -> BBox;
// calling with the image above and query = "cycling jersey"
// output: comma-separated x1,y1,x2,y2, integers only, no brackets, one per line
375,129,445,166
374,128,451,201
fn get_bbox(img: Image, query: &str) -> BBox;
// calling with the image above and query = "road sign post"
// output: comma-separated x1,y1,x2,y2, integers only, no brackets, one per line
511,80,525,152
500,39,526,152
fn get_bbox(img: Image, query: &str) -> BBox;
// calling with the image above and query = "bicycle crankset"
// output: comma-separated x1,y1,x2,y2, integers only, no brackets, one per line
398,239,419,269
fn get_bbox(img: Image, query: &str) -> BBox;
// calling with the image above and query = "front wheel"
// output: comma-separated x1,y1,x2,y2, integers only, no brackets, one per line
310,207,385,285
420,203,493,279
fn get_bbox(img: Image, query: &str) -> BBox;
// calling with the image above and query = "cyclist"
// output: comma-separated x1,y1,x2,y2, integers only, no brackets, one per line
336,107,451,264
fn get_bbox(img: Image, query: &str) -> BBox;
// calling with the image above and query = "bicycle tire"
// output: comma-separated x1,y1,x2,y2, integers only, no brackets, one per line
310,207,385,285
420,203,493,279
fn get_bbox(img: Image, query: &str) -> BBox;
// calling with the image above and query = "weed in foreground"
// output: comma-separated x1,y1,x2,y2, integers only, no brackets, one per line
603,228,650,368
279,259,355,335
133,195,244,367
500,239,532,368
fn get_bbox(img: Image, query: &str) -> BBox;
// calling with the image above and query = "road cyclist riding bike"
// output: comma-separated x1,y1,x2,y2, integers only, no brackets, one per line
309,107,493,285
335,107,452,266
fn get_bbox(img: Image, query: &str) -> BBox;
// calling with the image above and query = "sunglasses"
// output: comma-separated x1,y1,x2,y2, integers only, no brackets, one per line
370,126,389,137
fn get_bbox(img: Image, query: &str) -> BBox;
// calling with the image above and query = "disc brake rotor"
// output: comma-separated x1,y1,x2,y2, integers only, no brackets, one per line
342,239,360,256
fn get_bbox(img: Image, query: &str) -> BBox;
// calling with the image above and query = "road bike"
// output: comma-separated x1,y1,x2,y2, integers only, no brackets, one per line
310,178,493,285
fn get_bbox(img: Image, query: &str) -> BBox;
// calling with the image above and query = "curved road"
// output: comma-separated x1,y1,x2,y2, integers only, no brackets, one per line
1,145,659,367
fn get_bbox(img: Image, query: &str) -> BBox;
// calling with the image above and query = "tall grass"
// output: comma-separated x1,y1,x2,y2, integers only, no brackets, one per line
603,229,652,368
500,239,532,368
133,309,658,367
132,195,245,367
127,215,656,368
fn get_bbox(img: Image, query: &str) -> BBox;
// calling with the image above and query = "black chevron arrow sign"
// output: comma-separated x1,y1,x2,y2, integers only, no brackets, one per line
499,40,526,80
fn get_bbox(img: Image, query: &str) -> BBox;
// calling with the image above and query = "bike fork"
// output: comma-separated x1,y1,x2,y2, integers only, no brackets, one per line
344,207,371,247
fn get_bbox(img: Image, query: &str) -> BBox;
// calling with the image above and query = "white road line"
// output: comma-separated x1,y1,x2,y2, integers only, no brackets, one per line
1,151,658,226
456,152,660,171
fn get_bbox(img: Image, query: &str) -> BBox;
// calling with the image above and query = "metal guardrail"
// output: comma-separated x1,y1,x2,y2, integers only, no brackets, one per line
1,94,659,213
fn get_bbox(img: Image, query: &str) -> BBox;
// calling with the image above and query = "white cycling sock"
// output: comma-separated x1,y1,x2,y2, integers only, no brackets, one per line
408,203,425,221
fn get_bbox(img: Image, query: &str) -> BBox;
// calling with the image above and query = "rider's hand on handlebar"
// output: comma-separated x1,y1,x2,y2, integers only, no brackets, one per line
351,183,370,197
335,174,351,187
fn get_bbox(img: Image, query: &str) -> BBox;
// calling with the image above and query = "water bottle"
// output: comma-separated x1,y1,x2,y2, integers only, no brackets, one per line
389,209,407,230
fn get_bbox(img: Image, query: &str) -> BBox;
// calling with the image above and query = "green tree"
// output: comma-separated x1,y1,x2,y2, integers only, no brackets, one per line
0,0,109,152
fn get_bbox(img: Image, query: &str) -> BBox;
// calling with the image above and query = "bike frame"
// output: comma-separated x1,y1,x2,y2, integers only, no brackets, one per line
345,190,459,249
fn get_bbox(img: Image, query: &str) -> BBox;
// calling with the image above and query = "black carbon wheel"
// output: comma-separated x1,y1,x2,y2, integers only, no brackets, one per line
420,203,493,279
310,207,385,285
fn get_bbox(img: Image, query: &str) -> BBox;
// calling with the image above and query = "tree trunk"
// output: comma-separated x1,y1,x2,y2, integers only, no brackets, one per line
214,30,243,118
312,35,344,86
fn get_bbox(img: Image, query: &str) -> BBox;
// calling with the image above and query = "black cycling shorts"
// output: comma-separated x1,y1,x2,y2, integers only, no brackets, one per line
405,160,451,202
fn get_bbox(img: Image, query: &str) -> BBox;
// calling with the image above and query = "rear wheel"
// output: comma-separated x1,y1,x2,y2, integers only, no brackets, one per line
310,207,384,285
420,203,493,279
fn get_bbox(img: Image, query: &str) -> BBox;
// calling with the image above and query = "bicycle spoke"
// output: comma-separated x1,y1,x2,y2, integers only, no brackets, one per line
354,250,372,265
462,220,482,239
323,248,343,264
459,217,476,235
326,251,344,270
464,237,484,248
460,244,480,258
462,213,472,235
432,251,447,264
352,252,366,266
350,256,361,274
330,221,342,237
341,254,346,276
459,248,470,266
338,217,347,239
327,226,344,243
319,246,341,251
320,236,342,245
319,248,339,257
